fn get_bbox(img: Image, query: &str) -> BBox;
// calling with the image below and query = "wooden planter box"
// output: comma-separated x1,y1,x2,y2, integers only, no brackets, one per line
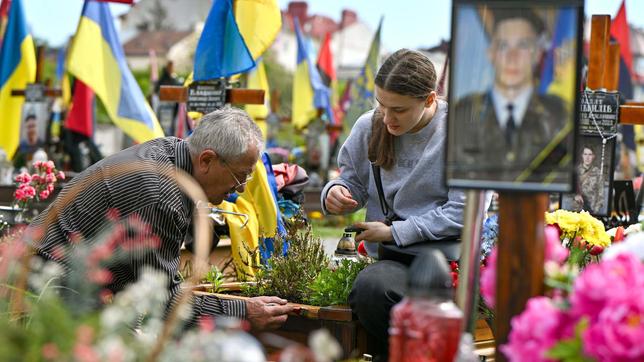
193,283,496,360
193,283,368,359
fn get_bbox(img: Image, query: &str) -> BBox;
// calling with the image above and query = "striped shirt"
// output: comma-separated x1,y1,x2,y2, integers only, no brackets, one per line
33,137,246,322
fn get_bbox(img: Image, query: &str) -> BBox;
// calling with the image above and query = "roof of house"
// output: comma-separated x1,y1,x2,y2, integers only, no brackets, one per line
123,30,192,57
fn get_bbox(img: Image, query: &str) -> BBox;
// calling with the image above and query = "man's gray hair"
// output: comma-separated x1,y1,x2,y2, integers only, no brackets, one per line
187,106,264,161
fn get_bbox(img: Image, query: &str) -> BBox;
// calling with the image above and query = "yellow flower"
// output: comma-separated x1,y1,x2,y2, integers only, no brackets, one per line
545,210,611,248
545,210,581,234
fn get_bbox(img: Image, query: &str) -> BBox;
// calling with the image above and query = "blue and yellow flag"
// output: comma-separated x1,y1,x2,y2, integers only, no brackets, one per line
344,17,382,129
220,153,286,279
234,0,281,60
194,0,255,81
245,58,270,137
67,0,163,144
539,8,577,107
292,18,331,129
0,0,36,159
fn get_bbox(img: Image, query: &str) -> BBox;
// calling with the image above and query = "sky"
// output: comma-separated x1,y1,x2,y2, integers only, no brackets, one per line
21,0,644,51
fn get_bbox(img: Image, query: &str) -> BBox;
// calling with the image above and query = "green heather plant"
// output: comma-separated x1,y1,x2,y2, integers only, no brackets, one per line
242,223,329,304
307,258,370,307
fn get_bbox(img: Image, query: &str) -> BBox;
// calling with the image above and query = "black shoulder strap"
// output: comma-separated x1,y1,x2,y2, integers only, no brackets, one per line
371,162,394,220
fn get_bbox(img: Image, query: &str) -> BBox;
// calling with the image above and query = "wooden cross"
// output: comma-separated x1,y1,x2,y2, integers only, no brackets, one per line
159,83,265,113
10,46,62,100
587,15,644,179
588,14,644,124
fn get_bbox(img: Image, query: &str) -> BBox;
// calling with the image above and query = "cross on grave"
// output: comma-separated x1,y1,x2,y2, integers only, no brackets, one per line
586,15,644,180
159,81,265,116
11,46,62,101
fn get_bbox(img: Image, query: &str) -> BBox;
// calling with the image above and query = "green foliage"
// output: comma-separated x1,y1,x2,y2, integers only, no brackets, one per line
546,319,593,362
204,265,225,293
242,223,329,304
307,258,370,306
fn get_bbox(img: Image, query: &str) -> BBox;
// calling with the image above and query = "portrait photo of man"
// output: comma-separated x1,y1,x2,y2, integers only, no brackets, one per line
446,2,582,192
561,136,614,215
13,110,48,169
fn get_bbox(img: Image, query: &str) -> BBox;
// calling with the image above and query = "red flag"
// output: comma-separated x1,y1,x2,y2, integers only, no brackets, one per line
65,79,95,138
0,0,10,17
316,32,336,87
610,0,634,77
0,0,11,42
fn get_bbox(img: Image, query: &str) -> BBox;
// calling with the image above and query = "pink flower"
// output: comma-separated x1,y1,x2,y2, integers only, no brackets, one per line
42,343,60,360
19,185,36,199
39,189,50,200
45,160,55,173
45,173,56,183
199,316,215,332
88,268,113,284
57,171,65,180
545,225,568,264
31,174,40,183
582,289,644,361
570,254,644,321
33,161,42,169
501,297,573,362
15,172,31,183
14,188,26,202
480,247,497,308
47,183,54,193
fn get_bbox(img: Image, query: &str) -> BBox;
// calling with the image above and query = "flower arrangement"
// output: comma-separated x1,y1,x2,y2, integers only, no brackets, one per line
544,209,611,268
480,208,643,361
12,161,65,222
0,215,267,361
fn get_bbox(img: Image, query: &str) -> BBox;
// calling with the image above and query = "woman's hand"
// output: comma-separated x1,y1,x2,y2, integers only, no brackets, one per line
325,185,358,214
353,221,393,243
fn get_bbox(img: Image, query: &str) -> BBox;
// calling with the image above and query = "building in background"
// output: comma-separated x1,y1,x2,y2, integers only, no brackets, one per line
118,0,211,42
123,30,191,71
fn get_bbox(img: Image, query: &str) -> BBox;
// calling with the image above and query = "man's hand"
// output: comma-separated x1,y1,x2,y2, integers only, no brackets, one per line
245,296,294,330
325,185,358,214
354,221,393,243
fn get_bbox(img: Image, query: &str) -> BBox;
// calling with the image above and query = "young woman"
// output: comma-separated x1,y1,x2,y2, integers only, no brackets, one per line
321,49,466,360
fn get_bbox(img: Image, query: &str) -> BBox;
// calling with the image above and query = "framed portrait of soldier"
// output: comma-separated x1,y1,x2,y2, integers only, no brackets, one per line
445,0,584,192
560,136,616,216
19,102,48,151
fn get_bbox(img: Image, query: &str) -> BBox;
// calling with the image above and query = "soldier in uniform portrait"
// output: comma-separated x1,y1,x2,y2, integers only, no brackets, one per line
451,8,568,183
572,145,603,213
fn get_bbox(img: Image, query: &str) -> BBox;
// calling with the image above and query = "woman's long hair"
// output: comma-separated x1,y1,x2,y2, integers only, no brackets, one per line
368,49,437,169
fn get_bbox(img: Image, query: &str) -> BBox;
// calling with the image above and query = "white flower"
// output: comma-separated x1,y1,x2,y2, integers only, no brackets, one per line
309,329,342,362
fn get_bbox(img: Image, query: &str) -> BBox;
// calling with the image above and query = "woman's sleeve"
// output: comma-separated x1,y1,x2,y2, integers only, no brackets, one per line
320,113,373,214
391,188,467,246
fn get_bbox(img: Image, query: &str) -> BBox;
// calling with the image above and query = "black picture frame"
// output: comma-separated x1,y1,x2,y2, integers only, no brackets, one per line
560,135,616,216
445,0,584,192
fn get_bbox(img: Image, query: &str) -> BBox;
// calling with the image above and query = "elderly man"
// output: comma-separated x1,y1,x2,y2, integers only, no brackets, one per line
33,107,293,329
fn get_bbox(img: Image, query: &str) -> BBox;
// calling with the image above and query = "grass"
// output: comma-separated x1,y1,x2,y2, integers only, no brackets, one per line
308,209,366,240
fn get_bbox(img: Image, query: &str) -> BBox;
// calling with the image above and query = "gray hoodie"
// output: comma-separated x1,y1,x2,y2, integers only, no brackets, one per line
321,100,466,256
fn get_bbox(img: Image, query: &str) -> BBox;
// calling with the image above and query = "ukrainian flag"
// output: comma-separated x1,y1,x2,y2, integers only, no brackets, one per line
67,1,163,143
0,0,35,159
220,153,286,279
292,18,331,129
539,8,577,107
194,0,255,81
234,0,282,60
245,58,270,138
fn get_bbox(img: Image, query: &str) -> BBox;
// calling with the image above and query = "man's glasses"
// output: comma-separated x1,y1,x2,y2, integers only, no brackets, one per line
222,161,253,192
